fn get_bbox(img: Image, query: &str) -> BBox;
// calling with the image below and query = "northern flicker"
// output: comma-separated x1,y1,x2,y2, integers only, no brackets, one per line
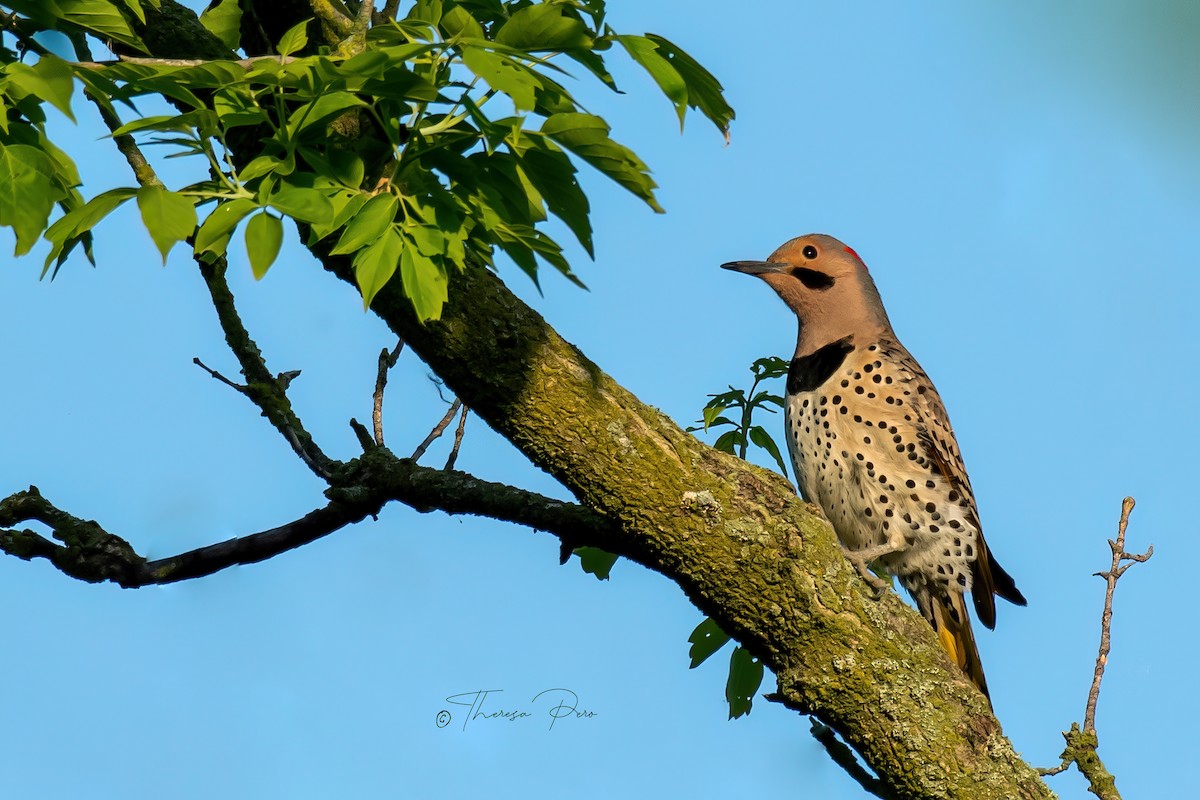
722,233,1026,699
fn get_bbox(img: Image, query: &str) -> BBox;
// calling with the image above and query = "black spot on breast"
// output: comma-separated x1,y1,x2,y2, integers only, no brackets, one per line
788,337,855,394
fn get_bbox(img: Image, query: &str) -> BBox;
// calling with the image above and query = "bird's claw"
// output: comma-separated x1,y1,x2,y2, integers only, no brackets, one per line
842,547,890,597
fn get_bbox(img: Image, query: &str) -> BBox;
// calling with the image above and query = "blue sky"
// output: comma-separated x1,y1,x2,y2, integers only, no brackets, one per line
0,2,1193,797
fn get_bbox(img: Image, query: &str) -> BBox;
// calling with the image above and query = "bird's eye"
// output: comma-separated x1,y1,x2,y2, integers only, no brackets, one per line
802,245,818,259
791,267,834,290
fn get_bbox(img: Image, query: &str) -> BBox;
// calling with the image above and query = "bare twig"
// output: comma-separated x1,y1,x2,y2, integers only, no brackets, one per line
197,258,338,481
381,0,402,21
411,398,462,462
1,12,48,58
445,406,468,470
1038,496,1149,800
1086,496,1151,733
809,720,894,800
193,357,246,393
373,340,405,446
73,56,301,69
349,418,375,452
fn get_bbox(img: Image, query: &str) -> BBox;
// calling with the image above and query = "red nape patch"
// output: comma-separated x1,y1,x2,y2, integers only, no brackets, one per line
844,246,867,269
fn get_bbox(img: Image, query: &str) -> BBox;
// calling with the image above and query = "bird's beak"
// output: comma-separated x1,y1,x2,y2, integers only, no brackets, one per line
721,260,785,275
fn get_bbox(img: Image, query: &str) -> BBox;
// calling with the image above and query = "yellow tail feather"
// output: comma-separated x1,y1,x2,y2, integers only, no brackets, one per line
930,592,990,704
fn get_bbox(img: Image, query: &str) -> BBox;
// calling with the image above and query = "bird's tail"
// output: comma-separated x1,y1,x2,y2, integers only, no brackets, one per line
929,591,990,703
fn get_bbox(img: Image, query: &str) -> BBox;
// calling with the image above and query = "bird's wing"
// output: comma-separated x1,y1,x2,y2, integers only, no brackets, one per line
880,338,1026,628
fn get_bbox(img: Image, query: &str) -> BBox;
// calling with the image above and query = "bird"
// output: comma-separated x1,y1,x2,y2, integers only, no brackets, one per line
721,233,1025,700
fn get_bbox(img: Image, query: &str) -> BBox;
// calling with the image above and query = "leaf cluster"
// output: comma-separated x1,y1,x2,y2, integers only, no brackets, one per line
0,0,734,320
690,356,789,476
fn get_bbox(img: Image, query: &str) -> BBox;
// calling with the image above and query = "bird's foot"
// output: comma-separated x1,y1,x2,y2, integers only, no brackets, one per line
841,547,891,597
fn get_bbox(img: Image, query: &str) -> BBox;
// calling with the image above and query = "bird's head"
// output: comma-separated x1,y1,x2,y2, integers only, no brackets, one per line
722,233,893,355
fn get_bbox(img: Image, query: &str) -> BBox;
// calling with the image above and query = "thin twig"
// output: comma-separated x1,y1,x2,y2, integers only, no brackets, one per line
1085,496,1152,733
1,12,48,58
349,418,375,452
1038,496,1149,800
193,357,246,393
73,55,300,69
809,720,894,800
445,406,468,470
197,258,338,481
411,399,462,462
373,340,405,446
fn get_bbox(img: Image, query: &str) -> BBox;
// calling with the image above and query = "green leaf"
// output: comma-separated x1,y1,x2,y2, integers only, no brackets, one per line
277,18,311,57
686,415,734,434
353,226,403,309
615,35,687,129
575,546,618,580
439,5,485,39
408,224,445,257
330,193,397,256
326,148,365,188
644,34,735,140
310,190,368,242
136,184,198,263
461,46,539,112
513,140,593,256
194,197,260,256
108,114,193,138
495,4,592,51
405,0,443,25
726,646,764,720
14,55,77,122
540,113,662,212
753,392,784,409
42,187,136,273
267,184,333,225
238,155,285,183
245,211,283,279
5,0,148,51
199,0,243,50
286,92,368,139
492,223,579,286
688,617,731,668
752,356,789,379
712,429,744,455
0,143,63,256
119,0,148,25
749,425,788,477
213,86,268,129
399,237,448,321
700,404,729,430
473,152,544,224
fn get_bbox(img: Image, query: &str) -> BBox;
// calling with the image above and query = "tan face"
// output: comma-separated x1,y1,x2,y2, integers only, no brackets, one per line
722,233,892,353
758,234,866,309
